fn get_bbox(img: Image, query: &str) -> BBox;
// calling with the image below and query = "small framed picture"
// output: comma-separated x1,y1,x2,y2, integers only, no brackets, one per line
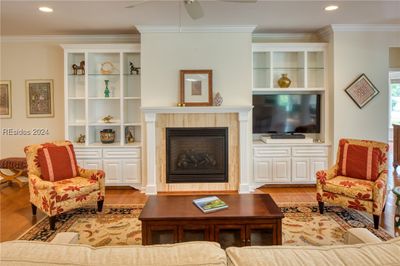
180,70,212,106
345,74,379,109
26,79,54,117
0,80,12,118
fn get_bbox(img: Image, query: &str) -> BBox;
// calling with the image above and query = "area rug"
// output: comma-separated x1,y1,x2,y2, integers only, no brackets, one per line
18,204,393,247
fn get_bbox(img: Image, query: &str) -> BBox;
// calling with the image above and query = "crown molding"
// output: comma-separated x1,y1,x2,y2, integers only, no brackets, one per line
1,34,140,43
331,24,400,32
252,33,318,42
136,25,257,33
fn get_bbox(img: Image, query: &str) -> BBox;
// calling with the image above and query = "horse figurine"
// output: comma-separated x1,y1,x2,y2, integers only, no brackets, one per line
129,61,141,75
72,60,85,75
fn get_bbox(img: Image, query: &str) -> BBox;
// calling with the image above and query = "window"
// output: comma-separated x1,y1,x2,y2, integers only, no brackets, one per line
390,72,400,126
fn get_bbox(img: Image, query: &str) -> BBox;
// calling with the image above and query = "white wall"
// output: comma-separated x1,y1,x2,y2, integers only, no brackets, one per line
0,42,65,157
141,32,252,106
332,30,400,154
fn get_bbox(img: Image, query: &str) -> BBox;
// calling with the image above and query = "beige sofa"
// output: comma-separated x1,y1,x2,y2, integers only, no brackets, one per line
1,229,400,266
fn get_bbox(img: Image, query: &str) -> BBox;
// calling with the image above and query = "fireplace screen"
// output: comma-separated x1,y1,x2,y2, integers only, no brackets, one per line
166,127,228,183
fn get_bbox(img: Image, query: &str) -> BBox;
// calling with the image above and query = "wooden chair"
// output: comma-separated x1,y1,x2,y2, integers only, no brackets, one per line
25,141,105,230
316,138,388,229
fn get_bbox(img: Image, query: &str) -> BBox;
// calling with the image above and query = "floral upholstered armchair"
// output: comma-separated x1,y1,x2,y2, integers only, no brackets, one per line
25,141,105,230
316,139,388,229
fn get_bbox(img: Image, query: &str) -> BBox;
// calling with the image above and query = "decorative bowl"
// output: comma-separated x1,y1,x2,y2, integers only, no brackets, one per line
100,129,115,144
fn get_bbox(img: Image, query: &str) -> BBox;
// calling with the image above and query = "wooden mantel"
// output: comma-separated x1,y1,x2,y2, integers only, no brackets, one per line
141,106,253,195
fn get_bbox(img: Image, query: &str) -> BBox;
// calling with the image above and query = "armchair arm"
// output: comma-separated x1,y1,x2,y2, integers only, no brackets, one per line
28,174,59,216
316,165,338,201
372,170,388,215
29,174,55,191
78,167,105,200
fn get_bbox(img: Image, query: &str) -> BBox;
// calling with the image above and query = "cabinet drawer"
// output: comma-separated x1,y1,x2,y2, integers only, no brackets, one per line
254,147,291,157
74,148,102,159
103,148,141,158
292,147,328,157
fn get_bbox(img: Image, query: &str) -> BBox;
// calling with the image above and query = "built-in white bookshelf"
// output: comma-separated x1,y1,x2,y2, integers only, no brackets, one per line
62,44,142,188
252,43,326,91
251,43,330,187
62,44,142,147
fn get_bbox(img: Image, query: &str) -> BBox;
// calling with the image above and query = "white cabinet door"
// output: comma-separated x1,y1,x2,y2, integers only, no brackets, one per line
292,158,310,183
123,159,141,184
83,159,102,170
310,158,328,182
103,160,122,184
272,158,291,183
253,158,273,183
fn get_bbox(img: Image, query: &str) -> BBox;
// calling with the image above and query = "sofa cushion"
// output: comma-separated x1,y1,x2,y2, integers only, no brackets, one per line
226,237,400,266
338,143,380,181
323,176,373,201
37,144,79,182
0,241,227,266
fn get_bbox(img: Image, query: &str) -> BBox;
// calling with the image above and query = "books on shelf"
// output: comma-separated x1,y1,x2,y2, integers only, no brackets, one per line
193,196,228,213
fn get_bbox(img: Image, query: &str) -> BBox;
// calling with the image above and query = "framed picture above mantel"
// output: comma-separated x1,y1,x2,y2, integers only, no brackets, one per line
180,69,213,106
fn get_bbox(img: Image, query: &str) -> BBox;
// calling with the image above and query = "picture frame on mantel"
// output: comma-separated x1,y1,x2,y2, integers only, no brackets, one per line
0,80,12,118
180,70,213,106
26,79,54,118
345,73,379,109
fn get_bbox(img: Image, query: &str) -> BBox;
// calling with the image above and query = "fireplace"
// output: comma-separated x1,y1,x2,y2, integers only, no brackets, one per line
166,127,228,183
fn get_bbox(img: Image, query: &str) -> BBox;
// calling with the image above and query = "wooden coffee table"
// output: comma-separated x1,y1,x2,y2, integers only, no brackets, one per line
139,194,283,248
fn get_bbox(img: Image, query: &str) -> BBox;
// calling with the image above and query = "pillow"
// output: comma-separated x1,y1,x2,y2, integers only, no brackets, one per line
338,143,380,181
37,144,79,181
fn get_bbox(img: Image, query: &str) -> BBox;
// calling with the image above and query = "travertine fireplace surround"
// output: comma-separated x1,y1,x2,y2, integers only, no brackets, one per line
142,106,252,195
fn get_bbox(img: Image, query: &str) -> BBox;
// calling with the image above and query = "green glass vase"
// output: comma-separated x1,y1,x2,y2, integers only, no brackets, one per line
104,80,110,97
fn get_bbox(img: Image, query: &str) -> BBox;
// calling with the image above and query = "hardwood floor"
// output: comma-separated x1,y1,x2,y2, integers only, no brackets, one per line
1,151,400,242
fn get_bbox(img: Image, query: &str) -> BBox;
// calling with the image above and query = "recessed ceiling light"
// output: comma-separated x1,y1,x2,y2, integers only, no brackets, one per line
325,5,338,11
38,6,53,13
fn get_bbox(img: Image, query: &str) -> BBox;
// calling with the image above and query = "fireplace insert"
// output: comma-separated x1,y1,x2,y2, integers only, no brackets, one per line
166,127,228,183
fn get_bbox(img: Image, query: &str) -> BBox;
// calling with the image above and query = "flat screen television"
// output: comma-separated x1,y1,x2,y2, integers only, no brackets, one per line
253,94,321,134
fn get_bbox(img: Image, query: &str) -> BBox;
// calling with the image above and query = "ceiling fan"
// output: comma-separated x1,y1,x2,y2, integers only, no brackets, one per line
126,0,257,20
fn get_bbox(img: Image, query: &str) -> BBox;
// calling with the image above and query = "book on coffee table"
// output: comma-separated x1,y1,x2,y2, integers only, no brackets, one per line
193,196,228,213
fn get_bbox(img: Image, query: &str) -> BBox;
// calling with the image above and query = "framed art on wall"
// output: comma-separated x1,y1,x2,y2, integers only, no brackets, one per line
26,79,54,117
0,80,12,118
345,73,379,109
180,70,212,106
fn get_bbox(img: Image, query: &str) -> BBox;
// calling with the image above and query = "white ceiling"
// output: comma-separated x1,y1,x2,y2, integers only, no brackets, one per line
1,0,399,36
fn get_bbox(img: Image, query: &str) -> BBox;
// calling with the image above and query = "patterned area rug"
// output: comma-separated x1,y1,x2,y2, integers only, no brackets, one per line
281,204,392,245
18,204,392,246
19,205,143,246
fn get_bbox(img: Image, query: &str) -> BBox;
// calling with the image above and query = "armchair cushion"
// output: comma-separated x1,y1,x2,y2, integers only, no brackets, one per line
324,176,373,200
338,143,380,181
54,177,100,202
37,144,79,181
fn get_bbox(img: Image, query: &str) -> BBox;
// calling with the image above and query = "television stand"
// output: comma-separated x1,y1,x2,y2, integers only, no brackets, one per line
253,139,330,186
271,133,305,139
261,135,313,144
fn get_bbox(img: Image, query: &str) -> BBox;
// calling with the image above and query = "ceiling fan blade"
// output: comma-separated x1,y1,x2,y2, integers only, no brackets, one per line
220,0,257,3
184,0,204,20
